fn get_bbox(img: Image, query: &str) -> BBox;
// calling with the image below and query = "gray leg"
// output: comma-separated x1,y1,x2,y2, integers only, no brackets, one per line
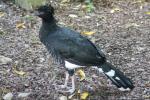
54,71,69,89
68,75,75,93
55,70,75,94
60,75,75,94
60,72,69,88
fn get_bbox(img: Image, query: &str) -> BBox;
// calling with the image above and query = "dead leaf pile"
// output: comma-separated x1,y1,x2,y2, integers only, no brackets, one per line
0,11,5,17
81,31,95,36
16,22,26,29
13,64,26,76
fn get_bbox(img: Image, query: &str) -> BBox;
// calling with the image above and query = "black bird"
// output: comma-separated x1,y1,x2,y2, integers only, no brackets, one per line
35,4,134,93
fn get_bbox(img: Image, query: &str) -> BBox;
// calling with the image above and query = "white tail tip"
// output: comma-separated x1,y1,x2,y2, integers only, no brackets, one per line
118,87,131,91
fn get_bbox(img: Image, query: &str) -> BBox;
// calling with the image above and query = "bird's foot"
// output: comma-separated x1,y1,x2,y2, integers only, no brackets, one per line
58,88,75,95
54,84,72,90
65,88,75,94
53,84,75,94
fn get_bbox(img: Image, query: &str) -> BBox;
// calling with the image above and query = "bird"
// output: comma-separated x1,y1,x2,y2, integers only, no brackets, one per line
35,4,134,94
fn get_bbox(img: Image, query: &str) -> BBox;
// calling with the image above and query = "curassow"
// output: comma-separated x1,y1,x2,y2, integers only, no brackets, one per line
35,4,134,93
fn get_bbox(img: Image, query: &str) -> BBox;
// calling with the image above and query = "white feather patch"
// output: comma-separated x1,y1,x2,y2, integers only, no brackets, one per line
98,68,103,72
115,77,120,80
65,61,84,69
106,70,115,77
119,87,130,91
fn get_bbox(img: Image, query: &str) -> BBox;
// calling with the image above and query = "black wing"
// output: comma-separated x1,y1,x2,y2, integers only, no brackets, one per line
47,29,105,66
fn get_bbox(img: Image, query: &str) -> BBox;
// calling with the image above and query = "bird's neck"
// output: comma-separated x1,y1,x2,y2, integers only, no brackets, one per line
42,20,57,30
42,15,56,23
39,19,57,43
42,14,57,29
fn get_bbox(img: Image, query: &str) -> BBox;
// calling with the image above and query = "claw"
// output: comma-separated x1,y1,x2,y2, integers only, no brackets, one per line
67,88,76,94
58,88,76,95
54,84,72,90
54,72,76,95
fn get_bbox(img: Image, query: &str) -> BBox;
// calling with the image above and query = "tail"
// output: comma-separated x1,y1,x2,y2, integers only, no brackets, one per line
98,62,134,91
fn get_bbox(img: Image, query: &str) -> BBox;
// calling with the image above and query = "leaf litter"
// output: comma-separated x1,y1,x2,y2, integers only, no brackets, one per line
0,0,150,99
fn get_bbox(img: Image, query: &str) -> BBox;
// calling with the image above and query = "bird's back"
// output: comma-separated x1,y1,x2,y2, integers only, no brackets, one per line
42,27,106,66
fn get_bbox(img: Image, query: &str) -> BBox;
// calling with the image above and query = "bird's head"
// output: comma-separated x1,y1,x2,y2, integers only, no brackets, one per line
35,4,55,21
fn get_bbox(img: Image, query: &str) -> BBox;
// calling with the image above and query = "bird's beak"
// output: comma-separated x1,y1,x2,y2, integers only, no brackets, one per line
34,11,44,16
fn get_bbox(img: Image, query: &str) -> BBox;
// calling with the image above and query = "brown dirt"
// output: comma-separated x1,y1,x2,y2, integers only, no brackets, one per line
0,0,150,100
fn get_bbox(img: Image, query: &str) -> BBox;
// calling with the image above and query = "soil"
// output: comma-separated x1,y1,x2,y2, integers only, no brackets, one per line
0,0,150,100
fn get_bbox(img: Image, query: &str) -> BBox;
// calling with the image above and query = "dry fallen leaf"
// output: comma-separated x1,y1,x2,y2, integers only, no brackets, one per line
3,92,13,100
143,95,150,99
82,5,87,9
136,0,144,3
18,92,31,98
0,11,5,17
68,14,78,18
145,83,150,87
0,55,12,65
72,4,81,10
14,69,26,76
77,89,81,94
110,8,121,13
13,65,26,76
76,69,85,81
125,23,140,28
61,0,70,3
16,22,26,29
80,92,89,100
81,31,95,36
140,5,143,9
145,11,150,15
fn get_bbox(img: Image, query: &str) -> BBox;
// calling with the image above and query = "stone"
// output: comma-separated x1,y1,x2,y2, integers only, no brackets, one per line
0,55,12,65
3,92,13,100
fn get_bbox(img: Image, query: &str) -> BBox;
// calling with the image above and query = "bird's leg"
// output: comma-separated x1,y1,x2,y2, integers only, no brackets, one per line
54,71,69,89
60,71,69,88
67,75,75,93
55,69,75,94
62,69,76,94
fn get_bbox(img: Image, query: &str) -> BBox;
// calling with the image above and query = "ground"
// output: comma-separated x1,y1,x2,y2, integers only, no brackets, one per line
0,0,150,100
